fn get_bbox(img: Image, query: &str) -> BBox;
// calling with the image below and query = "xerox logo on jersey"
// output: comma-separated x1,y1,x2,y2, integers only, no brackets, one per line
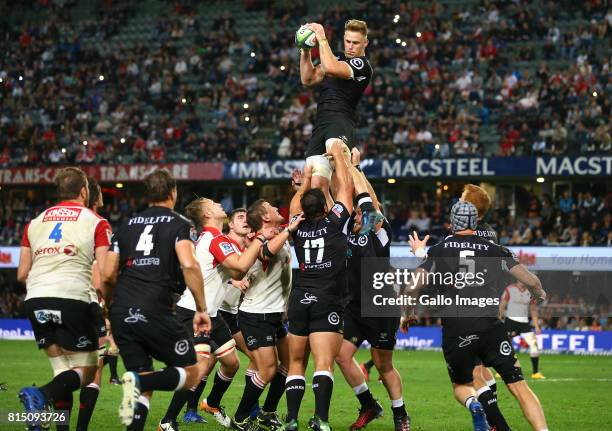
43,207,82,222
34,246,61,256
220,242,234,256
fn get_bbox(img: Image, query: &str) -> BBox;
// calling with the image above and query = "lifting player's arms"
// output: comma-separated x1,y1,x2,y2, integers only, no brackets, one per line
283,141,354,431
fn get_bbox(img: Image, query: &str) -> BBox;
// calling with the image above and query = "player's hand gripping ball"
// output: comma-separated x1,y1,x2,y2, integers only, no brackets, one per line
295,25,317,49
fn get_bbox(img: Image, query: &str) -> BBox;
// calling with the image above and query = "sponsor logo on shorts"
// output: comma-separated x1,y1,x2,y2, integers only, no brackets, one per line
43,207,82,222
328,312,340,325
458,334,479,347
34,309,62,324
124,308,148,323
500,341,512,356
300,293,318,304
76,336,93,348
246,336,256,347
266,335,273,342
175,339,190,355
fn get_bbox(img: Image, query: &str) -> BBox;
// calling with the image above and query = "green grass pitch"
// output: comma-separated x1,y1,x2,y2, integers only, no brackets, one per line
1,340,611,430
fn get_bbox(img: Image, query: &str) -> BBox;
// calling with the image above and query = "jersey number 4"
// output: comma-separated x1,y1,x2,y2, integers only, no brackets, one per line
136,225,154,256
304,238,325,264
48,223,63,243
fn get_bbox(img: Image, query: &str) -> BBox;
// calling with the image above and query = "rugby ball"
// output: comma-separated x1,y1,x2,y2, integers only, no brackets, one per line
295,25,317,48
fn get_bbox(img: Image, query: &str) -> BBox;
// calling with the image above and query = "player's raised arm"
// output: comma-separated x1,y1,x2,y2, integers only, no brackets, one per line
300,45,325,87
306,23,353,79
328,140,354,212
289,165,313,216
351,147,380,211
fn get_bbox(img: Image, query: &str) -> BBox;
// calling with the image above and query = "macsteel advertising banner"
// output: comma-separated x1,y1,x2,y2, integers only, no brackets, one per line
224,156,612,180
2,156,611,184
1,319,610,353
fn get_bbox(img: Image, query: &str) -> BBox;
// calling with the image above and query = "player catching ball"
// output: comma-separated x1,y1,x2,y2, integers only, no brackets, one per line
298,20,372,212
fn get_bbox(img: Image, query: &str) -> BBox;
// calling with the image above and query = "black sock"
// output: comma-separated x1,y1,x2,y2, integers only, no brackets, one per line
285,376,306,422
312,372,334,422
187,377,207,411
531,356,539,374
364,360,375,371
76,383,100,431
163,390,192,421
127,397,149,431
354,384,375,409
235,373,266,422
488,381,497,397
54,392,73,431
40,370,81,404
392,404,407,418
477,388,510,431
206,369,233,408
138,367,183,393
107,355,119,379
263,366,287,413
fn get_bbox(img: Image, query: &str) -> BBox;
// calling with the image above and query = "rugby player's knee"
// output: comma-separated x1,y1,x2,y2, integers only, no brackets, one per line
307,155,333,180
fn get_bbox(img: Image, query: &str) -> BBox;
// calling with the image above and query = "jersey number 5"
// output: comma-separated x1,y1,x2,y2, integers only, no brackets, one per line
136,225,154,256
304,238,325,264
458,250,476,289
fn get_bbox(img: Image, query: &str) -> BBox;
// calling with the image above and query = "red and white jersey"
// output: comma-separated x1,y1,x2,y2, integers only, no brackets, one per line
218,235,245,315
22,201,112,303
177,226,239,317
503,284,534,323
240,241,292,314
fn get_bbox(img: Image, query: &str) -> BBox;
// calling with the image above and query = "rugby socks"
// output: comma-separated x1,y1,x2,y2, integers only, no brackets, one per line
104,355,119,380
235,372,266,422
40,369,82,404
313,371,334,422
391,397,408,418
138,367,185,392
353,382,375,409
486,378,497,396
531,356,540,374
263,365,288,412
285,375,306,422
127,395,149,431
163,390,191,422
76,383,100,431
477,386,510,431
364,359,375,372
54,393,73,431
206,369,233,408
464,396,477,410
186,376,208,411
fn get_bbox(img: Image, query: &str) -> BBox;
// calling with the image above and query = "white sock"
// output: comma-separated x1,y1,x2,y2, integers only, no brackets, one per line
352,382,369,395
464,396,476,410
391,398,404,408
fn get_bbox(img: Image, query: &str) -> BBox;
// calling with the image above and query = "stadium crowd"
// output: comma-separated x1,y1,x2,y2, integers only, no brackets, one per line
0,0,610,164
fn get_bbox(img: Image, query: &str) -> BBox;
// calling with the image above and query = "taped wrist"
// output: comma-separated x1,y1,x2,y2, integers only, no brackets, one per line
355,192,374,214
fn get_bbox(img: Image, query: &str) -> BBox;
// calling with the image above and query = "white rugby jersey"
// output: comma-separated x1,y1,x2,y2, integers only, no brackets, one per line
503,284,534,323
218,235,245,315
21,201,111,303
177,226,239,317
240,241,292,314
